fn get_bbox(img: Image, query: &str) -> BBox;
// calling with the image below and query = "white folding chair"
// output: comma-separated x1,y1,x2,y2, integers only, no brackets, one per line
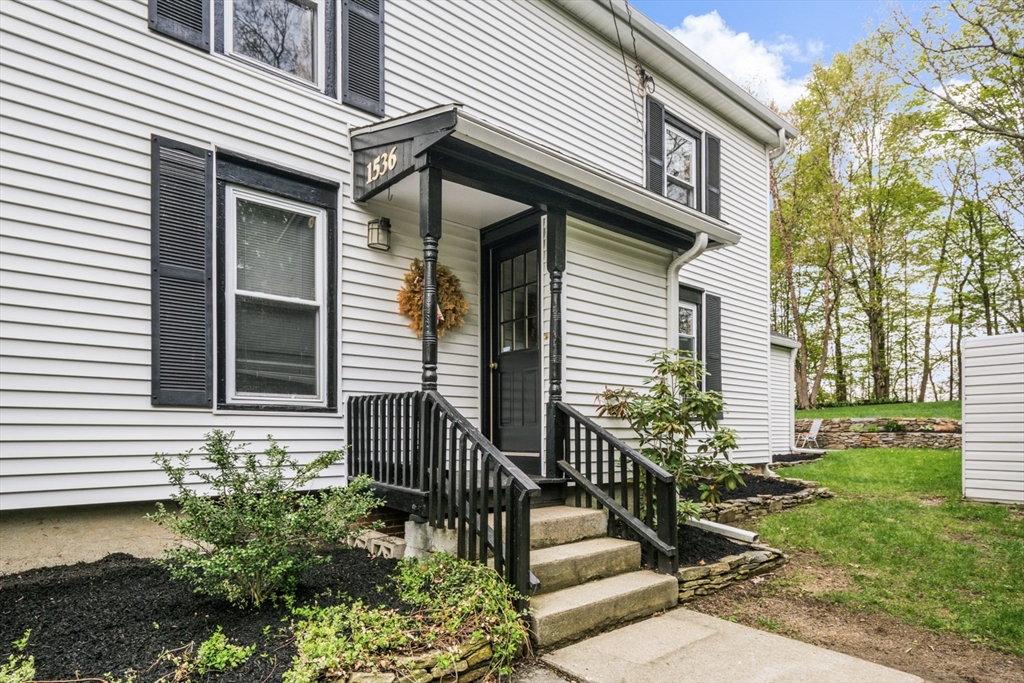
798,418,823,448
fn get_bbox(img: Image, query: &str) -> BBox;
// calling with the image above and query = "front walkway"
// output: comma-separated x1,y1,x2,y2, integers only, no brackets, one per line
520,607,922,683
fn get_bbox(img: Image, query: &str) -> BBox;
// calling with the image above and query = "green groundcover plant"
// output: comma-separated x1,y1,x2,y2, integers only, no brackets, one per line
286,553,529,682
149,430,380,608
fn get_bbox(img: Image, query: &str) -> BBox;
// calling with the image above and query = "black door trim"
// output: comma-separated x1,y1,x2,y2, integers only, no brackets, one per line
480,215,542,451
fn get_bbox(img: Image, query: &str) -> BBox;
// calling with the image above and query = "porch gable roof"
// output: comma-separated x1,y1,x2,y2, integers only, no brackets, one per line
351,104,741,253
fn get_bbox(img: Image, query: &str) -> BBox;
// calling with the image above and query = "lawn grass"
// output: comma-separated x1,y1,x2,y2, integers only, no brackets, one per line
761,448,1024,656
795,400,961,420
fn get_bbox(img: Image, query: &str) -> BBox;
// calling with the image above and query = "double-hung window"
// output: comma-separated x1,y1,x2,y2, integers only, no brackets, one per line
150,136,338,411
646,99,722,220
225,0,326,89
148,0,386,115
225,187,327,405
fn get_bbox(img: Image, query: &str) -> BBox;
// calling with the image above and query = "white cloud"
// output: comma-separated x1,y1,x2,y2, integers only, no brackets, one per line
667,11,818,109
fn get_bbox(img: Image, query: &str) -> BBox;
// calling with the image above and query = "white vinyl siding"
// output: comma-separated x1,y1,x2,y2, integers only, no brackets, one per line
1,0,776,508
962,333,1024,504
769,344,794,456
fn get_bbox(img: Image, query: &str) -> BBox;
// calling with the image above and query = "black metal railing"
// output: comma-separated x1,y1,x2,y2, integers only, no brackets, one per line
553,402,678,574
348,391,540,603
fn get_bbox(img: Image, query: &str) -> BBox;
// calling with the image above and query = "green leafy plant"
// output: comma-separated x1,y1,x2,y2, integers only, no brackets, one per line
196,627,256,674
286,553,529,683
676,499,705,521
849,424,879,433
597,349,747,505
149,430,381,607
0,630,35,683
883,419,906,432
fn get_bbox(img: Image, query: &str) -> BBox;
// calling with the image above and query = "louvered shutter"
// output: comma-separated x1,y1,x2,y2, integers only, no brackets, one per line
151,137,213,407
706,134,722,219
343,0,385,116
705,294,722,398
646,98,665,193
149,0,209,51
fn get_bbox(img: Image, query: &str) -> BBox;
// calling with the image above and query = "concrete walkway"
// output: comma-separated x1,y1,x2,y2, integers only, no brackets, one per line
536,608,923,683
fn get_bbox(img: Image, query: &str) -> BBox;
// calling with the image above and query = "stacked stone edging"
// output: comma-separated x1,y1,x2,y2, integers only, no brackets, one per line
698,479,834,524
795,417,961,450
335,633,497,683
676,542,787,602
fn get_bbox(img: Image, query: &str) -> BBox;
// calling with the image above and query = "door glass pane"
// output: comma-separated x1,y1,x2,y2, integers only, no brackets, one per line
527,316,538,349
233,0,316,83
236,198,316,300
515,320,526,351
502,322,514,353
236,297,317,396
526,282,537,316
514,287,525,319
501,290,513,323
513,254,525,287
525,250,537,283
501,258,512,290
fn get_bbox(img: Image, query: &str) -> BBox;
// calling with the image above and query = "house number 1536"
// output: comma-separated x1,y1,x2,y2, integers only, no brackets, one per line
366,146,398,183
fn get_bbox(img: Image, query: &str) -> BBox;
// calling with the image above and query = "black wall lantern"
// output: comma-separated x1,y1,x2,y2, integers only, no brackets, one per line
367,217,392,251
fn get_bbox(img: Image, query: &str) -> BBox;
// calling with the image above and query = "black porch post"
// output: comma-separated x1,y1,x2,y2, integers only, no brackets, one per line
545,208,567,476
420,164,442,391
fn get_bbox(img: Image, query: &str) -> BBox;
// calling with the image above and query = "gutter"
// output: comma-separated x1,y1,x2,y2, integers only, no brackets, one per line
666,233,708,347
768,127,788,160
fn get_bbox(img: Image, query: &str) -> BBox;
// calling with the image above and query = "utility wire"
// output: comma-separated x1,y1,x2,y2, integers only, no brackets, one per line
609,0,643,131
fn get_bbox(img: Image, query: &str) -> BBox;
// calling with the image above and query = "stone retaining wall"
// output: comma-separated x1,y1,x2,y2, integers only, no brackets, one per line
333,633,496,683
676,542,787,602
795,417,961,450
698,479,834,524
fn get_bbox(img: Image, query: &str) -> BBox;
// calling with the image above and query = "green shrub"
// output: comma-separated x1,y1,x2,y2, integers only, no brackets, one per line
149,430,381,608
883,419,906,432
286,553,529,683
597,349,747,505
849,424,879,433
0,630,35,683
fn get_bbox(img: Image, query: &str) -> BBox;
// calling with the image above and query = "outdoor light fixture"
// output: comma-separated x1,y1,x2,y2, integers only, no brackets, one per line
367,217,392,251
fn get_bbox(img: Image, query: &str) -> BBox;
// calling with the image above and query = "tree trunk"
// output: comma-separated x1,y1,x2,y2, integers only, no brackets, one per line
918,193,954,402
833,278,848,403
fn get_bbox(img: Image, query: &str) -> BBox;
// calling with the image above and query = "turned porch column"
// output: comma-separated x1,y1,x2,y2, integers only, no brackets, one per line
544,208,566,476
419,164,442,390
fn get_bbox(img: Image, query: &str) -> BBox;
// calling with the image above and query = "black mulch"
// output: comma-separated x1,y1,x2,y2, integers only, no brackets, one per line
678,474,806,503
773,452,824,464
676,525,750,567
0,548,405,682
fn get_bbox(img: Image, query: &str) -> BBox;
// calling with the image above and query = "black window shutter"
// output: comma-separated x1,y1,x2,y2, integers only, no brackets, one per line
705,294,722,397
149,0,210,51
646,98,665,193
151,137,213,407
342,0,385,116
706,134,722,219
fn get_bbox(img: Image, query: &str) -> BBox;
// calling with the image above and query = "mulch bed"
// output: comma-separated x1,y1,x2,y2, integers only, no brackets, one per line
773,452,824,464
676,524,749,567
0,548,404,682
678,474,806,503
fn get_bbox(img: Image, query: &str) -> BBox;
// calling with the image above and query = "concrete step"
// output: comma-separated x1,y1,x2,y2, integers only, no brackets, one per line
531,537,640,595
529,505,607,550
529,570,679,650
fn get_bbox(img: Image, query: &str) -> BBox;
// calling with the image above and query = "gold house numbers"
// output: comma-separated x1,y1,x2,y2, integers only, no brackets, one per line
365,146,398,184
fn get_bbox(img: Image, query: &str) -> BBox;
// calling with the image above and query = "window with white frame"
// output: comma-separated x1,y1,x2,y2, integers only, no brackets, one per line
665,121,701,210
678,300,699,356
225,0,326,89
225,187,327,405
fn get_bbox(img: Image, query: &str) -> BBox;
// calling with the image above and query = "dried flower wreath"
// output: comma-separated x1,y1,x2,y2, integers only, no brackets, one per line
397,258,470,338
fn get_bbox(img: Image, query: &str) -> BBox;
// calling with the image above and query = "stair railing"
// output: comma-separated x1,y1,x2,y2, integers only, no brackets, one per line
348,390,540,603
553,402,678,574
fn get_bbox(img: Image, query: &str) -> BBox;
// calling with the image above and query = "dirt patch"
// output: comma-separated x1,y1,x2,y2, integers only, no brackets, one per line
686,551,1024,683
773,452,824,464
676,524,750,567
919,496,945,506
0,548,405,681
679,475,806,503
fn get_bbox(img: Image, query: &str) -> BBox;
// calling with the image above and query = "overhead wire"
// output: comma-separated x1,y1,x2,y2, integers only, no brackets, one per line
609,0,644,131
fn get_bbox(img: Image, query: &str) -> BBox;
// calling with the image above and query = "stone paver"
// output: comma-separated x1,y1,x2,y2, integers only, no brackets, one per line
542,607,923,683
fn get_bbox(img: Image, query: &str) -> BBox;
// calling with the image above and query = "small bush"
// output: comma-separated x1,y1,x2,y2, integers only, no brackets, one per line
0,630,35,683
149,430,381,608
849,424,879,433
883,419,906,432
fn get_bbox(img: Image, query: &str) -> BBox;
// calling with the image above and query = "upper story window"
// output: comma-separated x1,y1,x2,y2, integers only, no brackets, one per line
148,0,385,116
226,0,325,88
665,121,701,210
646,99,722,220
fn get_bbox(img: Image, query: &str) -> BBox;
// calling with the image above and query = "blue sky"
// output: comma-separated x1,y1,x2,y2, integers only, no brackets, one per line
630,0,890,107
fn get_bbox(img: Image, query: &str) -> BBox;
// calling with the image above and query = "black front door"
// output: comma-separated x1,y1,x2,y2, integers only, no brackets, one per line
486,230,542,467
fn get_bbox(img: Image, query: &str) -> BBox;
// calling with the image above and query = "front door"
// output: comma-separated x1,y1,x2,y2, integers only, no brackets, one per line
486,228,542,471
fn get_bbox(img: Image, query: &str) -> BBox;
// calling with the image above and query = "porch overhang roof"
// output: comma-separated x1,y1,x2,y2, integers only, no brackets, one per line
350,105,741,252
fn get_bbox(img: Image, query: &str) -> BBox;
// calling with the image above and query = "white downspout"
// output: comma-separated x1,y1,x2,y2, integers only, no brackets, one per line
666,233,708,347
768,127,787,161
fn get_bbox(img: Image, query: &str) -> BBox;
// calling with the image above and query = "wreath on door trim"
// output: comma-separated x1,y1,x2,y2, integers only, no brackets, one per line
397,258,470,338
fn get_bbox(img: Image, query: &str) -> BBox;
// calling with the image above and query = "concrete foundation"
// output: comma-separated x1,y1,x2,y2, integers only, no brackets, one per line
0,501,180,575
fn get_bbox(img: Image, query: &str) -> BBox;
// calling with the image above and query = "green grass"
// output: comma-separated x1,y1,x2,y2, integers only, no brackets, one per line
763,448,1024,656
795,400,961,420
